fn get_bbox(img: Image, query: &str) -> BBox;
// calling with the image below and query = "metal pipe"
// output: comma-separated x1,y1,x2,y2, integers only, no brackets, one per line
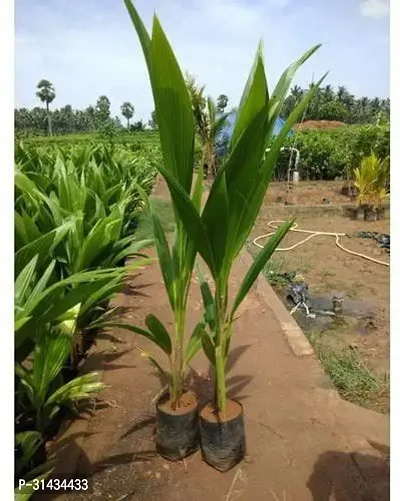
264,147,300,182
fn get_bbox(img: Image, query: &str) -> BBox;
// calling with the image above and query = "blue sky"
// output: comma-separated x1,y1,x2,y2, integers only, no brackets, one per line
15,0,389,123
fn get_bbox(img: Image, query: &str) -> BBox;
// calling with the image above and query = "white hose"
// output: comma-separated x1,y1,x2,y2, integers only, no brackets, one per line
253,221,390,267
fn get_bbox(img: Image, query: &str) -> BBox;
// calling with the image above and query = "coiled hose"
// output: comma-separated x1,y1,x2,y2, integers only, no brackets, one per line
253,221,389,267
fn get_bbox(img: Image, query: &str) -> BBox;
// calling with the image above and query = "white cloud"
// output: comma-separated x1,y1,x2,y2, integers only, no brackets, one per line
360,0,389,18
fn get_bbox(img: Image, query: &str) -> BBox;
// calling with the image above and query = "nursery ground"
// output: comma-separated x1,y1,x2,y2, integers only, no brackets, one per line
265,180,359,206
249,183,389,413
48,178,389,501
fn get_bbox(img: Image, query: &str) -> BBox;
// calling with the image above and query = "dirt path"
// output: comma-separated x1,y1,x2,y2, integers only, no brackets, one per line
51,178,389,501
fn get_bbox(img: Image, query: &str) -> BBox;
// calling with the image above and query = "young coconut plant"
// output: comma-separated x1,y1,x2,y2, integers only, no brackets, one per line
100,0,207,461
371,154,389,219
123,0,325,471
125,0,324,470
177,65,324,468
354,153,383,221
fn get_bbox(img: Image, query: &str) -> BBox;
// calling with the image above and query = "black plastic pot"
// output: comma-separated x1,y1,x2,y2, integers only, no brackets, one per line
155,390,199,461
376,207,386,220
199,399,246,472
365,206,377,222
355,206,366,221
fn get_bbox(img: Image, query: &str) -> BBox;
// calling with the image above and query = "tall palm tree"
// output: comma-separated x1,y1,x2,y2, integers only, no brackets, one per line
370,97,381,113
291,85,304,101
185,72,207,133
323,84,334,102
36,79,56,136
120,101,135,129
337,86,354,107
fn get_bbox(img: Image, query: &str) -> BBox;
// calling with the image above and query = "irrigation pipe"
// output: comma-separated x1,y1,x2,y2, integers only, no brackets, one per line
253,221,389,267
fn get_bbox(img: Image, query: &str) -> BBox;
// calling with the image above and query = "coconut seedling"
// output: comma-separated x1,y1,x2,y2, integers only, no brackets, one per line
354,153,389,221
372,154,389,219
105,0,208,461
123,0,325,470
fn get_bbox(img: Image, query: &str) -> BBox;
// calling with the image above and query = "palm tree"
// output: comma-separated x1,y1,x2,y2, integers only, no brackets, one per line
185,72,207,133
337,86,354,108
36,79,56,136
185,73,231,177
370,97,381,113
291,85,304,101
360,97,369,109
120,101,135,129
323,84,335,102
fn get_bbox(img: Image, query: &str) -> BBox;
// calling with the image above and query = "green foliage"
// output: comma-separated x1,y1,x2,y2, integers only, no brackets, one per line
281,84,389,124
95,95,111,123
15,431,55,500
272,124,390,181
16,305,104,435
20,131,160,149
107,5,208,408
15,94,128,136
354,153,389,207
123,0,324,414
15,140,157,480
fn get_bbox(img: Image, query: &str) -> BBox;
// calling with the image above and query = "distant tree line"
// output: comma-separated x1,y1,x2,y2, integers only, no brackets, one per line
281,84,389,124
15,79,158,136
16,79,389,137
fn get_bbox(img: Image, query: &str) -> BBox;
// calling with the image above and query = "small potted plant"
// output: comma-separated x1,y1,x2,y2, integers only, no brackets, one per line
354,155,376,221
118,184,205,461
373,156,389,220
104,0,209,461
166,54,324,467
123,0,324,470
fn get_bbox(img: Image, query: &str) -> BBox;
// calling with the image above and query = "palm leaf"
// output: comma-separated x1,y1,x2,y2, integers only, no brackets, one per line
232,219,294,315
230,41,267,150
145,314,172,355
149,16,195,193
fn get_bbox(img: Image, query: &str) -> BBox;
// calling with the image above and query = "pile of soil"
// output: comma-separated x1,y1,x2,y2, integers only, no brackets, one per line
293,120,346,131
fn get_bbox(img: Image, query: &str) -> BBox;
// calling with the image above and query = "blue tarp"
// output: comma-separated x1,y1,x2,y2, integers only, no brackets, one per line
219,110,294,139
215,111,294,158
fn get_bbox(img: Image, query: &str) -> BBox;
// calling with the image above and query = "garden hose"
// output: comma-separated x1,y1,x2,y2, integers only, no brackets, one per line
253,221,390,267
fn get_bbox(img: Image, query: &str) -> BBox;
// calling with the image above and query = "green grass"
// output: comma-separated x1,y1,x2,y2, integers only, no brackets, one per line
307,330,388,412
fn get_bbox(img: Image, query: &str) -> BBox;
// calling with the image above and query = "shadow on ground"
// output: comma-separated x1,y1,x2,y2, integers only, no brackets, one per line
307,448,389,501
